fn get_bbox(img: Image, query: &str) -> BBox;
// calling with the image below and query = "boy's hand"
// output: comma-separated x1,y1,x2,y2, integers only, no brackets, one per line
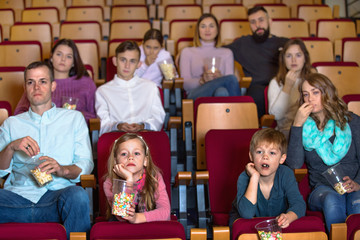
113,163,134,182
343,176,360,193
276,211,298,228
245,162,260,179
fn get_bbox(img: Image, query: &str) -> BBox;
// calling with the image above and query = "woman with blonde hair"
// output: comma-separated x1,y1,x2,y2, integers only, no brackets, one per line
180,13,240,99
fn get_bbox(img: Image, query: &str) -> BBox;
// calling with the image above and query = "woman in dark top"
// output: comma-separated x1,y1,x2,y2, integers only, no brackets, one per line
286,72,360,232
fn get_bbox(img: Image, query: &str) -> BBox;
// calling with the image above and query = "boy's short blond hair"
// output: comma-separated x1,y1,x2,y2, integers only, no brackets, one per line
249,128,287,155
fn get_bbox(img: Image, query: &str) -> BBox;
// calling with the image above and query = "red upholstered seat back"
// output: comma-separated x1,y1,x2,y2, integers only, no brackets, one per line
97,131,171,219
0,223,67,240
205,129,259,226
90,221,186,240
346,214,360,240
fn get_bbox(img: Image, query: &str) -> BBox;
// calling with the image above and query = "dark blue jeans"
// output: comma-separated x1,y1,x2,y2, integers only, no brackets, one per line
0,186,91,239
308,185,360,232
187,74,241,100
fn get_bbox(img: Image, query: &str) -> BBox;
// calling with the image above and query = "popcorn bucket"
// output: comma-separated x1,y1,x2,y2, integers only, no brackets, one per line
26,153,53,187
204,56,221,73
322,163,348,195
158,58,177,81
112,179,138,217
255,219,283,240
62,96,79,110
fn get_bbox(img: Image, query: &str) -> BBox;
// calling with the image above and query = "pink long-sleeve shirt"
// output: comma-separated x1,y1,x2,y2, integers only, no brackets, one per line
179,40,234,94
103,173,170,222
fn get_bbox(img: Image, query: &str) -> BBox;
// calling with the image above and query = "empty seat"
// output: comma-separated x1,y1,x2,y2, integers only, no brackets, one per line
300,37,334,63
298,4,333,36
60,21,108,59
317,19,356,43
73,39,101,84
342,37,360,65
0,66,26,113
342,94,360,116
261,4,291,19
271,18,309,38
110,20,151,40
113,0,147,4
282,0,315,18
242,0,275,8
313,62,360,98
110,5,148,21
66,6,109,38
21,7,60,40
31,0,66,21
10,22,52,60
0,9,15,40
219,19,251,45
210,4,247,22
165,19,197,57
71,0,110,20
0,0,24,22
0,41,42,67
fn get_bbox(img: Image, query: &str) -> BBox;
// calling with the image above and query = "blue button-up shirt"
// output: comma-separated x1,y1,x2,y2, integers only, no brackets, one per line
0,104,94,203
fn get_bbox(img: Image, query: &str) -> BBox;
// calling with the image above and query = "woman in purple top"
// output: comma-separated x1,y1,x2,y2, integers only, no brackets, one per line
14,39,96,122
179,13,241,99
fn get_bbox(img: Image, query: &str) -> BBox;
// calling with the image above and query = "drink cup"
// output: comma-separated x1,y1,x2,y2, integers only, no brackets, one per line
62,96,79,110
255,219,283,240
322,163,348,195
112,179,138,217
26,153,53,187
158,58,177,81
204,57,221,73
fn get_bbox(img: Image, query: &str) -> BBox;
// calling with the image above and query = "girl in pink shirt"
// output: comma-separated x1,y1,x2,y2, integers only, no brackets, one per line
103,133,170,223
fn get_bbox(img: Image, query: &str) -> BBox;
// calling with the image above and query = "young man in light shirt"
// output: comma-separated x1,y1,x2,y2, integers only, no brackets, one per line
95,40,165,136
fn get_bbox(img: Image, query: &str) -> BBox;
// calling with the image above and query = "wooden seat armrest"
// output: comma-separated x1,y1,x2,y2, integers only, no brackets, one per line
330,222,347,240
80,174,96,189
174,171,192,187
70,232,87,240
182,99,194,140
165,39,175,56
167,116,182,130
162,79,174,89
190,228,207,240
89,118,100,132
239,76,252,89
213,226,230,240
294,168,308,183
174,78,184,89
194,171,209,185
260,114,275,128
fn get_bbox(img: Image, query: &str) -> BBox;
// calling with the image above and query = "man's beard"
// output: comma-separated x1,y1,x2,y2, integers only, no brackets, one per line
252,28,270,43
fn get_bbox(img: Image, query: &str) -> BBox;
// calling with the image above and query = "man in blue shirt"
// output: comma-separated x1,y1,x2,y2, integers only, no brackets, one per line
0,61,94,238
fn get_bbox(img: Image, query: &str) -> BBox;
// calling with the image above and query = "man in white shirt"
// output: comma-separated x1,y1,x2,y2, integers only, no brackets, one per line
95,41,165,136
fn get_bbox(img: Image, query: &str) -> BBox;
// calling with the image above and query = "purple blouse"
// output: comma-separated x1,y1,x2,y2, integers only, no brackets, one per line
14,75,96,122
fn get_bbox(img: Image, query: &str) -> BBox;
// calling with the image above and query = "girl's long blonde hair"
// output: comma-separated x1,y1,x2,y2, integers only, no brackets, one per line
104,133,160,218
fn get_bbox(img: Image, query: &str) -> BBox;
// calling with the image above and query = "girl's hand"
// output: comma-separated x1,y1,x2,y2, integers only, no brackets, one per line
122,203,137,223
343,176,360,193
276,213,290,228
283,70,298,94
245,162,260,179
293,103,314,127
113,164,134,182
